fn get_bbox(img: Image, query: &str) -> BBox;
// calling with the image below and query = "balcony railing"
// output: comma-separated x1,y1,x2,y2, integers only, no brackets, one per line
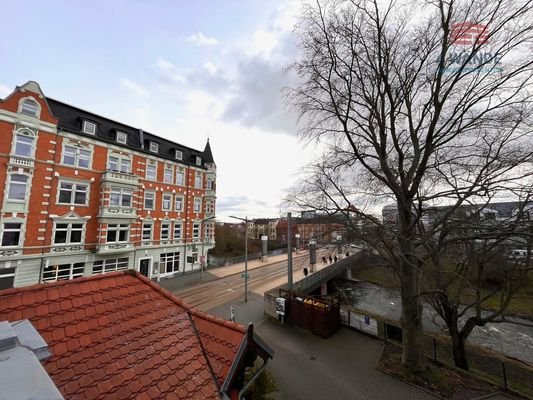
9,155,35,168
99,206,137,219
97,242,134,254
205,189,216,198
51,245,84,253
102,170,139,186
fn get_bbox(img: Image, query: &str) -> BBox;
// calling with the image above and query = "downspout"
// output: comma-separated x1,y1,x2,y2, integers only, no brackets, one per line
183,167,190,273
237,359,269,400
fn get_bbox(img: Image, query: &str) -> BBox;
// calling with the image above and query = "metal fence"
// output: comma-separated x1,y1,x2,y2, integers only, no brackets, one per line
341,306,533,399
208,248,289,268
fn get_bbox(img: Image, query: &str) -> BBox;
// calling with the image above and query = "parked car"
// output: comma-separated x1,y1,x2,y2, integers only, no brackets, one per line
507,249,528,261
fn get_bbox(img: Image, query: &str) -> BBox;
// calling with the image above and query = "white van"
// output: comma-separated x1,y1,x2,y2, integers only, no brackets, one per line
508,249,528,261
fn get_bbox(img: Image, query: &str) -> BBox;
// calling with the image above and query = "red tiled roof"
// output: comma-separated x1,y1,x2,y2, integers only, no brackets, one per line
0,271,247,400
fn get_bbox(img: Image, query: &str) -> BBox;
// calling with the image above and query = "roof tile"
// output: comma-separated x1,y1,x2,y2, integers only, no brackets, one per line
0,271,251,399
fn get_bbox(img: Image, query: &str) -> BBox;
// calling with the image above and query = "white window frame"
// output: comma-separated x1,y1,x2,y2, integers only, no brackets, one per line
206,179,214,191
146,162,157,181
193,223,200,239
175,150,183,160
6,174,29,202
149,142,159,153
160,252,180,274
42,262,84,282
176,170,185,186
0,221,23,248
52,221,85,245
57,180,89,206
161,221,171,242
142,221,153,244
93,258,129,275
106,223,129,244
144,191,155,210
18,97,41,118
162,193,172,211
116,131,128,144
107,153,131,173
194,173,203,189
173,221,182,240
193,197,202,213
82,120,97,135
12,128,36,159
109,187,132,207
195,156,202,166
163,166,173,183
62,143,92,169
174,195,184,212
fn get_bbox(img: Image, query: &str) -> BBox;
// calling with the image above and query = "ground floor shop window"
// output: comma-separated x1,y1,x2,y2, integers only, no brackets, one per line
0,268,15,290
160,252,180,274
42,262,84,282
186,252,198,265
92,258,129,275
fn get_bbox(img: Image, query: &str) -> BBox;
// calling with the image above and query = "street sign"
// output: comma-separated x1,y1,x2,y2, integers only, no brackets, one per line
241,273,250,278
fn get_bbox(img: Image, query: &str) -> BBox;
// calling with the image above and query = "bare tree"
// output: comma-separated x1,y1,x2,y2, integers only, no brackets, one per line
421,201,533,370
286,0,533,372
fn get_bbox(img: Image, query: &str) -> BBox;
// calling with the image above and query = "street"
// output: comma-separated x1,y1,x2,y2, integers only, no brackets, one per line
162,252,315,310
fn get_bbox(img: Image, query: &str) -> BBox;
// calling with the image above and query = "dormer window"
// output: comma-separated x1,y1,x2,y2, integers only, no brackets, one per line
149,142,159,153
20,99,39,117
82,120,97,135
175,149,183,160
116,131,128,144
195,156,202,166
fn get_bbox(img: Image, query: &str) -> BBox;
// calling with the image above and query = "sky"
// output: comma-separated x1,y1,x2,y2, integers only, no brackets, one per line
0,0,319,221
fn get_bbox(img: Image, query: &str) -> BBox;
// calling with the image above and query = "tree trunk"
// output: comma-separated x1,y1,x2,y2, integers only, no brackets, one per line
451,329,469,370
397,204,426,372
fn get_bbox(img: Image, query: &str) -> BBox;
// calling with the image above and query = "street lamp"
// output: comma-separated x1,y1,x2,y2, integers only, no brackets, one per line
230,215,248,302
200,216,216,279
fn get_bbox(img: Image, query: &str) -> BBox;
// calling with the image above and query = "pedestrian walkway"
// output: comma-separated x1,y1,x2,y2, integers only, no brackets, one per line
207,293,438,400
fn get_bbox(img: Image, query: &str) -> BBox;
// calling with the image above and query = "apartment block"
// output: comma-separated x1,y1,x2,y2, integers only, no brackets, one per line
0,81,217,288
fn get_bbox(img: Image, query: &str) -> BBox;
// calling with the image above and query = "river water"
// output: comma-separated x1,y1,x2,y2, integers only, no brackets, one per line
334,279,533,365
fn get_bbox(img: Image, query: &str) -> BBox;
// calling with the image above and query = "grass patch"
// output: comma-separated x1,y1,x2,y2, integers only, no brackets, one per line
378,344,528,400
352,265,400,290
243,364,278,400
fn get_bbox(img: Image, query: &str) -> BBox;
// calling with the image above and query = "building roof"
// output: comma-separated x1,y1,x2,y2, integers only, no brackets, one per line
45,95,211,168
0,271,258,400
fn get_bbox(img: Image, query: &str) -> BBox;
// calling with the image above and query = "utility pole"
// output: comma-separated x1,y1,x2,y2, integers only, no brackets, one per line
287,212,293,293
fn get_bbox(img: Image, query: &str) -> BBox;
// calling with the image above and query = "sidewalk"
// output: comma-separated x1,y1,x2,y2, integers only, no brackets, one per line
207,293,438,400
159,251,316,293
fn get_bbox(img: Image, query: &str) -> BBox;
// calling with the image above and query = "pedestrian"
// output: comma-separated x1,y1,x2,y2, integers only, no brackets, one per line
322,256,327,264
334,255,338,263
329,255,333,263
303,267,309,277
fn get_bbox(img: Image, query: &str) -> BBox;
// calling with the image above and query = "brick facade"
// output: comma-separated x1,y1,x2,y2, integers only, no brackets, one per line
0,81,216,288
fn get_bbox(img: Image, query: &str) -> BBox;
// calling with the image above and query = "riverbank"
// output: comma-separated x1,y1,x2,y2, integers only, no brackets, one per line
352,265,533,320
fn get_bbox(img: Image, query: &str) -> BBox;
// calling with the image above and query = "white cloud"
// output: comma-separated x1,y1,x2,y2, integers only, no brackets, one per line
203,61,218,75
156,58,176,70
249,29,280,58
186,32,219,47
0,84,12,98
120,78,149,97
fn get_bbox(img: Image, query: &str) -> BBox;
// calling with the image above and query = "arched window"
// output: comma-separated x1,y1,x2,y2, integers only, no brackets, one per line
20,99,39,117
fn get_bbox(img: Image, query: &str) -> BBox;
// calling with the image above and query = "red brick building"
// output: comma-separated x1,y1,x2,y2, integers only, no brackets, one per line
0,81,217,288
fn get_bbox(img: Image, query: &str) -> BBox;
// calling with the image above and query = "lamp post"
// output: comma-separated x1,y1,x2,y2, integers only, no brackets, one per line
200,216,216,279
230,215,248,302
